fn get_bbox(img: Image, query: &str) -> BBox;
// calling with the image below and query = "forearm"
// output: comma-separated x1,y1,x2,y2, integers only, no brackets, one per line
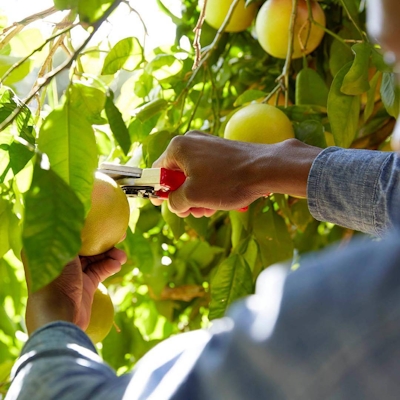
7,322,129,400
25,294,75,335
251,139,322,198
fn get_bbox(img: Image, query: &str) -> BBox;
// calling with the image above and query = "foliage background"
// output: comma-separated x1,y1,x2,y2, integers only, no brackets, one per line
0,0,398,394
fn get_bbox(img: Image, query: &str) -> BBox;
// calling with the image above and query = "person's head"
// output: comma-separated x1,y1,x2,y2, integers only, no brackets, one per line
367,0,400,150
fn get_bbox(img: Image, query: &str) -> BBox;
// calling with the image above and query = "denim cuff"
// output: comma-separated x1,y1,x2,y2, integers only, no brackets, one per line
307,147,393,236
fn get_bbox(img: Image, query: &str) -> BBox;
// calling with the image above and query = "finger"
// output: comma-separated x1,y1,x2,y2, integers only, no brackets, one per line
168,190,191,216
188,207,211,218
202,208,217,217
105,247,127,265
150,198,164,207
80,248,127,270
84,257,122,288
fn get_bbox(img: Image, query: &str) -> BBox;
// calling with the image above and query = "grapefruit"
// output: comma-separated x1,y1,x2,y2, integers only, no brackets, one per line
255,0,326,59
85,283,114,343
79,171,130,256
204,0,258,32
224,103,295,144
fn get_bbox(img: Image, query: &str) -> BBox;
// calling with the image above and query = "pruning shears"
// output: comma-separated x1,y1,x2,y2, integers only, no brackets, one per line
98,163,186,199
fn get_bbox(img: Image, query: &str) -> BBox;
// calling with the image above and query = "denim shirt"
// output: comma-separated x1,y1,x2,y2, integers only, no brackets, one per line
7,148,400,400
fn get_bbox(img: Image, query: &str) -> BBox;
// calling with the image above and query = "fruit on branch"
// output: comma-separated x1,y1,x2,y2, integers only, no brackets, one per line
79,171,130,256
255,0,326,59
85,283,114,343
204,0,258,32
224,103,295,144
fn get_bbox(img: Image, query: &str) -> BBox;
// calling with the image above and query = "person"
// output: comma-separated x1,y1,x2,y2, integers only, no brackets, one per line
6,0,400,399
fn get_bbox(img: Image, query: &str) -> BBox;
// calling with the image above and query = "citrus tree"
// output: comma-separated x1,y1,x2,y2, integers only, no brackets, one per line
0,0,398,393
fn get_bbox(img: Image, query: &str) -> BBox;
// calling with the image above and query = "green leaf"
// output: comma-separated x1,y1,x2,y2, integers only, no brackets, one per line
162,201,185,240
0,55,33,85
104,92,131,155
102,37,143,75
134,71,154,98
0,197,10,258
0,304,16,337
68,82,106,124
142,130,174,168
295,68,329,107
78,0,114,23
102,311,135,369
363,70,382,121
209,253,254,320
252,199,293,267
37,91,98,214
290,199,314,231
145,54,176,73
8,210,22,258
341,0,362,22
236,236,258,274
178,240,222,269
185,214,209,238
294,120,327,148
22,158,85,292
0,88,35,182
134,99,168,123
124,229,154,274
341,43,371,95
128,116,159,143
281,105,326,123
0,360,14,384
234,90,266,107
53,0,78,10
329,30,354,77
327,62,361,148
380,73,400,118
230,209,250,249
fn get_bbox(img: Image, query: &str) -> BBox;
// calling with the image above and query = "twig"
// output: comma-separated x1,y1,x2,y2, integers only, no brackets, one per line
192,0,208,70
123,1,149,36
261,84,283,104
276,0,298,107
0,6,58,50
313,20,351,49
188,0,241,77
186,68,207,131
0,0,123,134
0,23,76,84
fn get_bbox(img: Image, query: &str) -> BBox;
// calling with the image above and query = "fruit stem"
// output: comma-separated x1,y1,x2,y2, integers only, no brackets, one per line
313,21,352,49
188,0,241,75
192,0,208,70
277,0,298,107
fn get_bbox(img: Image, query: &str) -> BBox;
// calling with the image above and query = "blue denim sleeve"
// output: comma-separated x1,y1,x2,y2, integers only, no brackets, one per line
6,323,132,400
307,147,400,236
7,233,400,399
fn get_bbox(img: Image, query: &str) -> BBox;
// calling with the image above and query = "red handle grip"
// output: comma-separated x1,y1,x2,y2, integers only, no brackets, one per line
155,168,186,199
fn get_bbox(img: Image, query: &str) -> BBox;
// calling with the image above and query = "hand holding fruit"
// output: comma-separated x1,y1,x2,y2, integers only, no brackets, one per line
24,248,126,337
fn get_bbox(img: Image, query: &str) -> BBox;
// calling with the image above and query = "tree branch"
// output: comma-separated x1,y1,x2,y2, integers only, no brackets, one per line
0,0,123,135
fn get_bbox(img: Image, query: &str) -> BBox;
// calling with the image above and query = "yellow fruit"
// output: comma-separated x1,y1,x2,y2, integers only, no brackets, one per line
85,283,114,343
224,103,295,144
204,0,258,32
79,171,130,256
255,0,326,59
